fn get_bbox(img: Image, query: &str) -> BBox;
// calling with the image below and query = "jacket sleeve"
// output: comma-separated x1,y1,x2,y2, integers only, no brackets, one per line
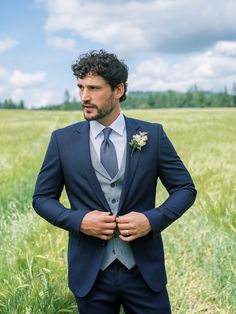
32,131,89,234
144,125,197,234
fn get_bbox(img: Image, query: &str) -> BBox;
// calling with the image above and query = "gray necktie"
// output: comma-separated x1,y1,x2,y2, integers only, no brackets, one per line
100,128,118,178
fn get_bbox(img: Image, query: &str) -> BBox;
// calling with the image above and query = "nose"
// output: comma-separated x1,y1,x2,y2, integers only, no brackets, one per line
80,88,91,103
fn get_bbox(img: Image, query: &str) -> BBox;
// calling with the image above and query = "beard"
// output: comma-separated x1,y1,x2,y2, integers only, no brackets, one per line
82,95,117,122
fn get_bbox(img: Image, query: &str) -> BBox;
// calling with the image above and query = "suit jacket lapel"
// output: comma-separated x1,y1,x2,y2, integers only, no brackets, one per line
74,122,111,211
118,117,142,212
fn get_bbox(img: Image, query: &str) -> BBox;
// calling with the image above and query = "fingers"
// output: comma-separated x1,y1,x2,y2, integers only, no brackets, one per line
115,222,130,230
116,213,134,236
99,229,115,240
80,210,151,241
118,225,138,242
80,210,117,239
119,234,137,242
103,214,117,223
116,212,152,241
116,215,130,224
117,224,135,238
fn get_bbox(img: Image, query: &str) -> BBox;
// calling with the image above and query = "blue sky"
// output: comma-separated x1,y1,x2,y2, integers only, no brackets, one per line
1,0,236,107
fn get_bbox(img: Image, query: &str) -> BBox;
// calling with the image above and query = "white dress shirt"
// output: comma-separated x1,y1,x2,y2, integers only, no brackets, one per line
89,113,127,169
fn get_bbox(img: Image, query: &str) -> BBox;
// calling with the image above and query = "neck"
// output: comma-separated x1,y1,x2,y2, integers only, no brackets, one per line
98,110,121,127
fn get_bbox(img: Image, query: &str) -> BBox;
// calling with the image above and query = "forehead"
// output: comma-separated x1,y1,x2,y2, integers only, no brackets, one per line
77,73,108,86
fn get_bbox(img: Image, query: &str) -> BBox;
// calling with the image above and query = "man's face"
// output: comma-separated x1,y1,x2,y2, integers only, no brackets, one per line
77,73,122,126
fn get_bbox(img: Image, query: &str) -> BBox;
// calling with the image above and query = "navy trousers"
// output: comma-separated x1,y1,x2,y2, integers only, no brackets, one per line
75,260,171,314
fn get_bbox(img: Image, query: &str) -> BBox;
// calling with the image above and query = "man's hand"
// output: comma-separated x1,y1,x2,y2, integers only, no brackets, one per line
116,211,152,242
80,210,117,240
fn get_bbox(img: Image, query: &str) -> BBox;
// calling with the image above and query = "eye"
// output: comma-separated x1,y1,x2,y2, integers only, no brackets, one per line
90,86,100,90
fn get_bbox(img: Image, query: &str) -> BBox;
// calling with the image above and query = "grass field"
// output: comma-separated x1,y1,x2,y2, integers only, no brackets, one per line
0,108,235,313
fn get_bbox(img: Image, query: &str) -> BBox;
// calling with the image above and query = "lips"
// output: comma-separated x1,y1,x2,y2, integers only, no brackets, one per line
82,103,96,109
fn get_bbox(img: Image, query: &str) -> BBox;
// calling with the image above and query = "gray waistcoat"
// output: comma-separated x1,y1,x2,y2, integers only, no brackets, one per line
90,141,135,270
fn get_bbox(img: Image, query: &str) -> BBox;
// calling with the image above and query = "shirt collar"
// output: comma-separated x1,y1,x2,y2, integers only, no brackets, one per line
90,113,125,139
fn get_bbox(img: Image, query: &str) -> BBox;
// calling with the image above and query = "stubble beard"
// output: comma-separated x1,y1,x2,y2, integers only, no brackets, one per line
82,95,117,122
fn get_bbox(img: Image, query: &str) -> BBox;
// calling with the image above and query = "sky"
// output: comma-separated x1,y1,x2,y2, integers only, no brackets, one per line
0,0,236,107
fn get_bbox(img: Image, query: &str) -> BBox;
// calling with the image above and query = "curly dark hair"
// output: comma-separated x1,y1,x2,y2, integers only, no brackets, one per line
72,50,128,102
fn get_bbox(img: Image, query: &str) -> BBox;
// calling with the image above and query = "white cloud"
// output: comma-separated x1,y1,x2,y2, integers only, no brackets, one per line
0,37,18,54
0,68,10,99
9,86,62,108
213,41,236,57
0,68,50,106
129,41,236,92
0,67,9,80
10,70,46,88
0,85,6,95
10,88,24,101
0,66,63,107
33,90,57,107
47,36,76,51
40,0,236,56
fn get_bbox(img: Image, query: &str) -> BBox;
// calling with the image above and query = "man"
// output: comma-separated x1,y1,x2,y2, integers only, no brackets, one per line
33,50,196,314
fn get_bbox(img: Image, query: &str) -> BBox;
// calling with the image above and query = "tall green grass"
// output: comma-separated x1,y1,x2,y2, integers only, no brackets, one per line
0,108,235,313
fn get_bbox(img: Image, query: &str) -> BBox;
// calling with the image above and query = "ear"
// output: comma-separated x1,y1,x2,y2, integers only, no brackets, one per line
114,83,125,100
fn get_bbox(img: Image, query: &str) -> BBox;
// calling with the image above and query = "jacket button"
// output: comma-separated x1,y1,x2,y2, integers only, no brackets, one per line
110,183,115,187
111,199,116,204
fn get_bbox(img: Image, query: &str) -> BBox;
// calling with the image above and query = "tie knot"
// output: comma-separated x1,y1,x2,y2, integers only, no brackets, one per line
103,128,112,140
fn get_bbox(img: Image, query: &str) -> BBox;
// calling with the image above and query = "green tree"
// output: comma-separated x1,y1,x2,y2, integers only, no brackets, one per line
232,82,236,106
63,89,71,104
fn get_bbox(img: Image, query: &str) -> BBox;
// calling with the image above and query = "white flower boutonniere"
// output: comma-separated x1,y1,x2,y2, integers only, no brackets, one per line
129,131,148,155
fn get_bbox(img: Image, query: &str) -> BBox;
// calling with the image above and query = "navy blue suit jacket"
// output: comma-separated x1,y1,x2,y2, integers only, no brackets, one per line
33,116,196,297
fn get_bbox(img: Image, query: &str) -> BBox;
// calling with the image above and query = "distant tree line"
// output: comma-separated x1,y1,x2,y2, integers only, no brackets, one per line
0,99,25,109
39,84,236,110
123,85,236,109
1,84,236,110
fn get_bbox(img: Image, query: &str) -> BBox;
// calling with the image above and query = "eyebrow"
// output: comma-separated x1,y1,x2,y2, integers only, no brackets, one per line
77,83,101,88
